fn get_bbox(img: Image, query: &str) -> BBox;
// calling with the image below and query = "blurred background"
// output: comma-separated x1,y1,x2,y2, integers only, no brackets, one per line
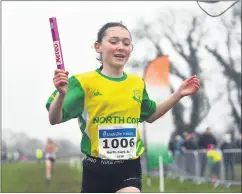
2,1,241,193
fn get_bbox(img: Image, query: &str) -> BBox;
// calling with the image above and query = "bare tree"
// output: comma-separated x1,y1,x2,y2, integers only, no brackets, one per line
130,9,222,135
205,4,241,132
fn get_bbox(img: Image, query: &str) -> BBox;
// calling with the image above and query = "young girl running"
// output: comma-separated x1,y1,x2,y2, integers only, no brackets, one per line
44,138,57,182
46,22,200,192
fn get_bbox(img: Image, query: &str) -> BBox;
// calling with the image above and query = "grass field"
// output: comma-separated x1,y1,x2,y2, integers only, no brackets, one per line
2,162,241,193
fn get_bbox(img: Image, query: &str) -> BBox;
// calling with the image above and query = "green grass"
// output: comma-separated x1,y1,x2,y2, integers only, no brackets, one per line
142,177,241,193
2,162,81,193
2,162,241,193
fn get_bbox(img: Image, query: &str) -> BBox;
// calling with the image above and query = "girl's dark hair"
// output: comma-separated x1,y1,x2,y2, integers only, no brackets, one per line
95,22,132,70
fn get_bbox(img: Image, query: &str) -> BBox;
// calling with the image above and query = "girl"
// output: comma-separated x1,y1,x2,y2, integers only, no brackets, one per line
44,138,57,182
46,22,200,192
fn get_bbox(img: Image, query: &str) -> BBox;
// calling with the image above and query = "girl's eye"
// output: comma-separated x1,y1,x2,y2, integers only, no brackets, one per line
110,40,117,44
109,39,131,46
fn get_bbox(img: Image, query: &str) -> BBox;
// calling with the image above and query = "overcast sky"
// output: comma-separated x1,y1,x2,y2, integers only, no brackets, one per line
2,1,240,145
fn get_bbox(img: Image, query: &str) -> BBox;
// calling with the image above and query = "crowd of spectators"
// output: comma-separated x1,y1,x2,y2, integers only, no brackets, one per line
168,127,241,182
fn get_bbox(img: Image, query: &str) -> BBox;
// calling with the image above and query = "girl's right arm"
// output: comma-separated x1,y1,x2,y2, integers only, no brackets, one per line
48,69,69,125
48,93,65,125
46,69,85,125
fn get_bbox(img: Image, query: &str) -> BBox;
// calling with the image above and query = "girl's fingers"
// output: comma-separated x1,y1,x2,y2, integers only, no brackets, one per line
193,83,200,89
192,79,200,87
184,75,198,84
54,69,69,76
54,78,68,85
53,73,68,79
55,80,68,87
53,76,68,82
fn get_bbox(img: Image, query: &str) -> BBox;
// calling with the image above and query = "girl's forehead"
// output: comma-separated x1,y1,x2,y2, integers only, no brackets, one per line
105,27,131,39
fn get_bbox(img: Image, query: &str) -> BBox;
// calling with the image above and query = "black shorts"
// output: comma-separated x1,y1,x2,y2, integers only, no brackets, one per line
47,157,55,163
81,155,142,193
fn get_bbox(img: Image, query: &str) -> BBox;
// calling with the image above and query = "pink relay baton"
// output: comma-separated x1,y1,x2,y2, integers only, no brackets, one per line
49,17,65,70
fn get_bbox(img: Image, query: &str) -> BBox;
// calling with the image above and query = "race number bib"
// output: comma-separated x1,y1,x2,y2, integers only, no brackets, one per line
98,124,137,160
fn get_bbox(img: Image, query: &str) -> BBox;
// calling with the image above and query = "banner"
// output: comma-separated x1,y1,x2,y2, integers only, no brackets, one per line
143,56,174,171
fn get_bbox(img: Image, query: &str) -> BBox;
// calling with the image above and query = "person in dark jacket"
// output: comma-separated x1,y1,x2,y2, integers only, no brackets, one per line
198,127,217,177
168,138,176,157
1,151,7,162
220,134,235,180
183,133,197,150
198,127,217,149
182,133,197,177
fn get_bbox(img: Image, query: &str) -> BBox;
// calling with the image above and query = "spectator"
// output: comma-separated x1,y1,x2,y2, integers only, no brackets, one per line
13,151,20,162
182,133,197,150
174,135,185,173
198,127,217,177
220,134,235,181
7,152,13,163
182,133,197,177
175,135,184,156
35,148,44,163
198,127,217,149
1,151,7,162
168,138,176,157
206,145,222,183
183,132,188,140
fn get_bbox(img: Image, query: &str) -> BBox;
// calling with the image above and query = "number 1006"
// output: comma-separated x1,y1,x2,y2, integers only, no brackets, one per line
103,138,135,149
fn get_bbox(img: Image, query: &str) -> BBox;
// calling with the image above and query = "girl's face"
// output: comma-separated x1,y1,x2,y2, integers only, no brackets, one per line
95,26,132,69
47,138,53,144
